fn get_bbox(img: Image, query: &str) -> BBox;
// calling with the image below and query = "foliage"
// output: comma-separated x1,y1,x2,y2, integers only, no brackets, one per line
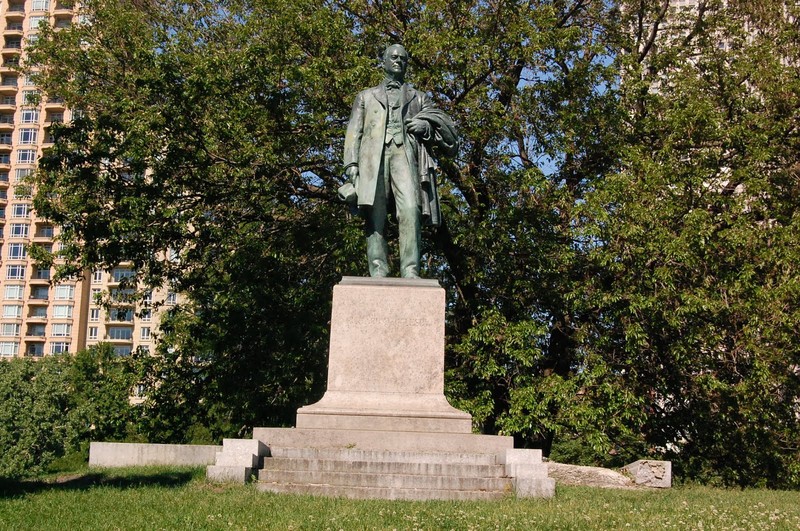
0,357,71,478
0,346,137,479
24,0,800,487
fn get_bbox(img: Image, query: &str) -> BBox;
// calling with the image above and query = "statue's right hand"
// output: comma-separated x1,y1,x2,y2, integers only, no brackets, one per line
345,166,359,182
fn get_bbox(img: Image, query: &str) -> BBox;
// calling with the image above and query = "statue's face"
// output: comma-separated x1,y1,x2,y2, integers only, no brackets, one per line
383,45,408,80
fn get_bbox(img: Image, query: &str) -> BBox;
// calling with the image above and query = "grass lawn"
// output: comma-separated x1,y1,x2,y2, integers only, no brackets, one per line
1,466,799,530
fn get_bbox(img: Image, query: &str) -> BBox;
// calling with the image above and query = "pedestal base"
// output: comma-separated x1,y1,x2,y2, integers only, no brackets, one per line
296,277,472,433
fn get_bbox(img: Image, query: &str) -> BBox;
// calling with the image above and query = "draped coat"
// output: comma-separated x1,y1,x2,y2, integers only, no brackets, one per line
343,82,458,227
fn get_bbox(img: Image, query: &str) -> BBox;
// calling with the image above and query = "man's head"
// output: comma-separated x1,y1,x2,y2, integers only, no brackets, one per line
382,44,408,82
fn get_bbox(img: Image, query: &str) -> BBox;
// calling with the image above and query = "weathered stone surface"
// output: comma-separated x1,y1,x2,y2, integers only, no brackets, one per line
514,477,556,498
253,427,513,455
89,442,220,467
207,439,270,484
296,277,472,433
547,462,636,489
624,460,672,488
207,465,254,484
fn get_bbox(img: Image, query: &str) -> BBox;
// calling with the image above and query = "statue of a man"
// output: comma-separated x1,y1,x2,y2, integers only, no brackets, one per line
340,44,458,278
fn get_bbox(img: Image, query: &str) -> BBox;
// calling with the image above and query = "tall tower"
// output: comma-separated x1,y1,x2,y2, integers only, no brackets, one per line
0,0,168,358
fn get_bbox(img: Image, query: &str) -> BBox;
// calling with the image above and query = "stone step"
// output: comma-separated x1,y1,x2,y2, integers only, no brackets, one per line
262,457,505,478
253,427,513,454
257,468,512,491
269,447,499,466
257,481,511,501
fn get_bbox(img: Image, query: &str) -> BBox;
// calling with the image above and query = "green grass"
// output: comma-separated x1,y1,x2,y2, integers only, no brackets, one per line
1,467,799,530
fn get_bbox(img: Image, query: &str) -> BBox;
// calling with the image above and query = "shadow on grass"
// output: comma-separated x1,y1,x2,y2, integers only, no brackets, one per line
0,468,198,498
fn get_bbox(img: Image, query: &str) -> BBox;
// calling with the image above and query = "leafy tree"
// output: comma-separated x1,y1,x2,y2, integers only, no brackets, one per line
0,357,71,479
0,347,138,479
67,343,140,448
26,0,800,487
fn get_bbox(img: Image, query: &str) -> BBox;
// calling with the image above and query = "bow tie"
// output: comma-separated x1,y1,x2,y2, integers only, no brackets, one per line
386,81,401,90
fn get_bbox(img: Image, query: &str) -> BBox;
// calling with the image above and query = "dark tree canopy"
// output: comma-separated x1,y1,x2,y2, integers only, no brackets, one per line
25,0,800,488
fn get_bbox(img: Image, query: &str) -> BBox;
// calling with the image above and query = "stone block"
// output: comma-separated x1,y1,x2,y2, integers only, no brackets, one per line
513,477,556,498
499,448,543,465
88,442,221,467
296,277,472,433
206,465,254,484
624,460,672,488
505,462,548,478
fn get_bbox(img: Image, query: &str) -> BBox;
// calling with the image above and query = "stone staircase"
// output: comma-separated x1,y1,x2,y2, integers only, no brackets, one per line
256,447,514,501
208,435,554,500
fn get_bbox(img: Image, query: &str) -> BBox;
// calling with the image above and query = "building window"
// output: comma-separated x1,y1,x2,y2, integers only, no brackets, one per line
16,149,36,164
28,324,46,337
18,128,38,145
6,265,25,279
31,0,50,11
113,346,131,356
34,267,50,280
90,287,102,302
52,305,72,319
92,270,103,284
166,292,177,305
112,267,135,282
7,243,26,260
50,342,70,354
14,169,33,183
107,327,132,340
4,285,23,300
29,306,47,318
9,223,28,238
51,323,71,337
0,323,20,336
30,286,48,300
140,327,151,340
54,285,74,300
0,132,11,145
111,308,133,322
27,343,44,357
140,309,151,322
2,305,22,318
28,16,47,30
88,326,98,340
0,154,9,164
11,204,29,218
36,224,54,238
89,308,100,322
0,341,19,357
20,110,38,124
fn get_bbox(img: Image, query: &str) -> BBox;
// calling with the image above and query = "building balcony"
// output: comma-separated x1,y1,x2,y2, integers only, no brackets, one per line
1,44,21,54
44,98,65,110
103,337,133,344
3,26,22,37
4,12,25,23
53,3,73,15
0,84,17,94
0,121,13,130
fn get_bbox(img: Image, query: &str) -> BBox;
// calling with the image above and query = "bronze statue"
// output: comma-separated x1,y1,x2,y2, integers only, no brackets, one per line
340,44,458,278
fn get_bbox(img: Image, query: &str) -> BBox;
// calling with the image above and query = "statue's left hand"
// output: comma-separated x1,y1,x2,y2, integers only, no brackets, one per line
405,118,432,138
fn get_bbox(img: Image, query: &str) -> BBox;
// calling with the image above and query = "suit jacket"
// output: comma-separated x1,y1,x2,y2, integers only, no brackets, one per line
343,81,458,225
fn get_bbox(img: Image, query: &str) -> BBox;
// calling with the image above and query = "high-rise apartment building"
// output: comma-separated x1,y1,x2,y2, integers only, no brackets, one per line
0,0,171,358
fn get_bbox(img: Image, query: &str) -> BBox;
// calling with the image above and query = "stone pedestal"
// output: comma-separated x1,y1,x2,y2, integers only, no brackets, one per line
296,276,472,433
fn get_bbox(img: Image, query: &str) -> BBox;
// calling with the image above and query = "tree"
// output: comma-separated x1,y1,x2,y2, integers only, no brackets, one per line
26,0,800,487
0,357,71,478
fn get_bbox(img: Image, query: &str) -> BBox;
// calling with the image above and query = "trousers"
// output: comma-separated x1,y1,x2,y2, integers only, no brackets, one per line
364,141,421,278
